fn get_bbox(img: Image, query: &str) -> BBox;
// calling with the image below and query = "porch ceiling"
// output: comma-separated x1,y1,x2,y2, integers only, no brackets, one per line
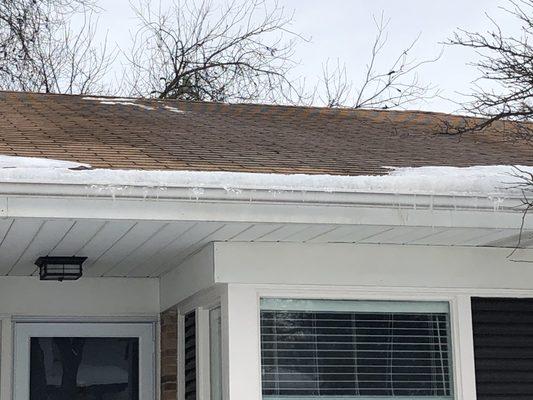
0,218,530,278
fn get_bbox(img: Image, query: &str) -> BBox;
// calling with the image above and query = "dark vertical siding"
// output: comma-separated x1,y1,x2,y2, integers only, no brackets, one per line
184,311,196,400
472,297,533,400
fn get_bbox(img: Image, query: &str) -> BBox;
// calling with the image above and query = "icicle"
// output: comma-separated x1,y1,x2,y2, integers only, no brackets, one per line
190,187,205,201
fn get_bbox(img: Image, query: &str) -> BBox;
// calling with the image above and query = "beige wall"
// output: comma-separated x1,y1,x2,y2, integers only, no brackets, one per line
0,276,159,316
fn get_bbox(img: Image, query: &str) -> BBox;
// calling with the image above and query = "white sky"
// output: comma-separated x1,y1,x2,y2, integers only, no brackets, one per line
94,0,518,112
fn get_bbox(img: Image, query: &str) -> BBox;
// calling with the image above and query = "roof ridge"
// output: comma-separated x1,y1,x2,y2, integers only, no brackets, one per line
0,89,472,120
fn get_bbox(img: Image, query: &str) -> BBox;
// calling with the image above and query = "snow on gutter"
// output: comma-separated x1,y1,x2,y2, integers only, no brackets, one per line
0,155,530,212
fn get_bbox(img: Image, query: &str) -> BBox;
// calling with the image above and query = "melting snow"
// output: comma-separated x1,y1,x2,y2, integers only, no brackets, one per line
164,105,185,113
83,96,184,113
0,155,90,169
0,155,530,199
83,97,136,102
98,101,155,110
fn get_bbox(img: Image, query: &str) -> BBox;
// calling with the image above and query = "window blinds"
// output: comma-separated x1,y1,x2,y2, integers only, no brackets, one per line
260,299,452,399
184,311,197,400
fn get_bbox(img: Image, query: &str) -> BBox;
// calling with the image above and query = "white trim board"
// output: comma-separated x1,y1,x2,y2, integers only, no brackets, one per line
213,242,533,290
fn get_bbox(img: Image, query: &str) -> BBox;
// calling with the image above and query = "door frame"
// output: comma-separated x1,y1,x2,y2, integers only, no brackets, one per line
13,322,156,400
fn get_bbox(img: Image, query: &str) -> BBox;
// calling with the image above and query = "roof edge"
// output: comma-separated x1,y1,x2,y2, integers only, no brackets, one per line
0,89,480,121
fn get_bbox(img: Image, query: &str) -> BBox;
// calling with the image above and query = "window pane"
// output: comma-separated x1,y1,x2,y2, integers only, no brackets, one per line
30,337,139,400
260,299,453,399
210,307,223,400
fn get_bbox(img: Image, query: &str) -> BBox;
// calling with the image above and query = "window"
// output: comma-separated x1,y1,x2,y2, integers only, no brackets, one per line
30,337,139,400
260,299,453,399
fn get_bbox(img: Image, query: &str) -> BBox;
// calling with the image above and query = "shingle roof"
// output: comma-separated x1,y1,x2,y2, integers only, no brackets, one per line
0,91,531,175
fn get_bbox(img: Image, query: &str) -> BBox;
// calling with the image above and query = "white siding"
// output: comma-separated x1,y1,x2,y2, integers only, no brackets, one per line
160,244,215,311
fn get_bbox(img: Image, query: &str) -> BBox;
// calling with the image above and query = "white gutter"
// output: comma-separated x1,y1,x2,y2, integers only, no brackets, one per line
0,180,529,230
0,180,524,209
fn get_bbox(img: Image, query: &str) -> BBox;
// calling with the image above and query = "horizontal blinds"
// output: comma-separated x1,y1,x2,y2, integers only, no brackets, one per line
184,311,197,400
472,297,533,400
260,300,452,398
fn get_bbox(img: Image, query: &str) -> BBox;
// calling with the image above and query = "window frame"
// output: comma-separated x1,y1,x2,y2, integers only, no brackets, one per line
12,321,156,400
234,286,477,400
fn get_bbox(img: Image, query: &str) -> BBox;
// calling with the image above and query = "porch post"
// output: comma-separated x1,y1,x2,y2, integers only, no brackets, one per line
0,317,12,400
452,295,478,400
224,284,261,400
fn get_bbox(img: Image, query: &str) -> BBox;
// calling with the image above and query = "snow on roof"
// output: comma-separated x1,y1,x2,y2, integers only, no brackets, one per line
0,155,530,199
82,96,185,113
0,155,90,169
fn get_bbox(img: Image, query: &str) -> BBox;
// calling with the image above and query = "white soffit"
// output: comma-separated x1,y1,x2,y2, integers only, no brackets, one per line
0,218,531,278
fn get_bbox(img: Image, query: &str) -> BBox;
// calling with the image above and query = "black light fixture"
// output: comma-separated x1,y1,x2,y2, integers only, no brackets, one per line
35,256,87,281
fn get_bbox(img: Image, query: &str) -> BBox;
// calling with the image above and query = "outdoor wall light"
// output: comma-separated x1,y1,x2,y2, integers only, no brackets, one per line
35,256,87,281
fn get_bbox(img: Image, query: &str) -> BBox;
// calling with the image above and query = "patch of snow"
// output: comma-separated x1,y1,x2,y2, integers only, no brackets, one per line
0,155,89,169
83,97,136,102
0,156,530,199
83,97,185,113
164,105,185,113
98,101,155,110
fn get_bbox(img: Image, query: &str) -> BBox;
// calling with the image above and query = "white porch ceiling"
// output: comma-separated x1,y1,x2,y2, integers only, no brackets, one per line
0,218,530,278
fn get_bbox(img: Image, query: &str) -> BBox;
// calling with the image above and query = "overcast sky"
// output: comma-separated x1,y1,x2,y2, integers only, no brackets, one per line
95,0,517,112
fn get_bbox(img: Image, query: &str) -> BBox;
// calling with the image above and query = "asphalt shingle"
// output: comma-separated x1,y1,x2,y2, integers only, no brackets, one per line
0,91,531,175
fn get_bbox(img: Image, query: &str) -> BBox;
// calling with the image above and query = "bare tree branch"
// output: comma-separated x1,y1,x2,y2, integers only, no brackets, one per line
320,12,441,109
447,0,533,138
0,0,115,94
125,0,307,103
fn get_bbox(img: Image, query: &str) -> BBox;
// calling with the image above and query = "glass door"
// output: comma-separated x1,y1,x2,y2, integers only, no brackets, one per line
13,322,155,400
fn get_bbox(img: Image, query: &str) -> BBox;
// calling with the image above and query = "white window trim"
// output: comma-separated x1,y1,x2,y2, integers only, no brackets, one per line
12,321,156,400
224,284,484,400
197,308,211,400
177,313,185,400
0,316,157,400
